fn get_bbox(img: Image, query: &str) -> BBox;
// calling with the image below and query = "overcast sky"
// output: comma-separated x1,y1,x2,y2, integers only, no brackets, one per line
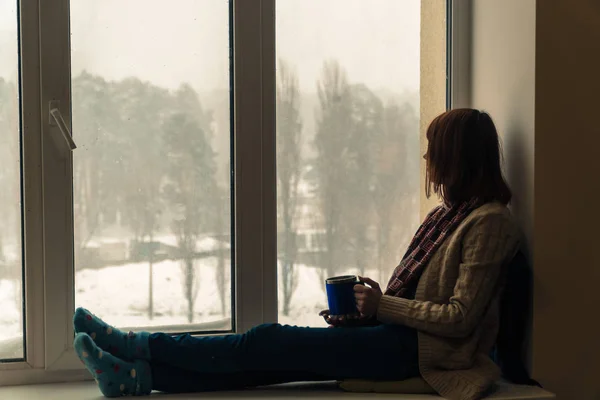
1,0,420,94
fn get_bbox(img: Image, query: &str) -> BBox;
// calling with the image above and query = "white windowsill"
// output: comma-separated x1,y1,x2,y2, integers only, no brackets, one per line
0,380,555,400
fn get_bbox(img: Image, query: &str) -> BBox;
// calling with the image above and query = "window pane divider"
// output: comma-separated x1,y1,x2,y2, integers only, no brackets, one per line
448,0,472,108
38,0,80,371
233,0,277,333
20,0,46,371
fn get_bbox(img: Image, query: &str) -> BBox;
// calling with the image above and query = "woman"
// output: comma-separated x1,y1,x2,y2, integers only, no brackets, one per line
73,108,520,400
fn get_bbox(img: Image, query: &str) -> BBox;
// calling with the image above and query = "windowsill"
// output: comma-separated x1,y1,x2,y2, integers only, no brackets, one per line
0,380,555,400
0,381,433,399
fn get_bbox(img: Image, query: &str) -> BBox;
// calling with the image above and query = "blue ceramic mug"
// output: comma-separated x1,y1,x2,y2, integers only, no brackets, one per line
325,275,364,316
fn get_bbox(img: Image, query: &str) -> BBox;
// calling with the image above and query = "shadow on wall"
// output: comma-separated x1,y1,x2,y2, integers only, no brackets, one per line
503,121,533,248
501,120,534,375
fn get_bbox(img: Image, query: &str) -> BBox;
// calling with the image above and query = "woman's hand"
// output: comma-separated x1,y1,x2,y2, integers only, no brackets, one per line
319,310,355,328
354,276,383,317
319,310,374,328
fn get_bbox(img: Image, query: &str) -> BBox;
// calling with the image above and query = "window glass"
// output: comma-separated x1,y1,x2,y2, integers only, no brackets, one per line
71,0,232,332
276,0,422,326
0,0,25,360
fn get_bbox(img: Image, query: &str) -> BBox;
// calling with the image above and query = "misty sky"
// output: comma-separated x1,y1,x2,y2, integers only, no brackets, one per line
1,0,420,94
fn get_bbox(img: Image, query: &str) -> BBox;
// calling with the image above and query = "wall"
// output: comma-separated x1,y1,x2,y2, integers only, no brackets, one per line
533,1,600,398
419,0,446,217
471,0,600,398
471,0,536,252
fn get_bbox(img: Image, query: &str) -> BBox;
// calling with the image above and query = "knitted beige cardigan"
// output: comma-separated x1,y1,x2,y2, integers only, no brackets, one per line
377,202,521,400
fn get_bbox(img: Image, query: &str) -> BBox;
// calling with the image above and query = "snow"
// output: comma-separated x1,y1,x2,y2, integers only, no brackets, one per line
0,228,383,353
86,237,126,247
0,279,21,341
0,258,373,346
75,257,231,330
150,235,230,251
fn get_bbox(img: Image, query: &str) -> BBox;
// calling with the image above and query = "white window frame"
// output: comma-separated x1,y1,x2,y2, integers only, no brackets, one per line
1,0,462,386
0,0,45,382
232,0,278,334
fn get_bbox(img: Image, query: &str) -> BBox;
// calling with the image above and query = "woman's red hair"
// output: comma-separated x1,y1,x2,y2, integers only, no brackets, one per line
425,108,512,205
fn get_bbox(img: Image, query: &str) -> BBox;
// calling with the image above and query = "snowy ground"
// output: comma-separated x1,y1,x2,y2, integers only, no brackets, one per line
0,279,21,342
75,257,231,330
0,258,377,353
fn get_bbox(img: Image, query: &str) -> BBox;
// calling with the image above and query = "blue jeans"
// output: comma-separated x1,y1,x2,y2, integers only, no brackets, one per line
148,323,420,393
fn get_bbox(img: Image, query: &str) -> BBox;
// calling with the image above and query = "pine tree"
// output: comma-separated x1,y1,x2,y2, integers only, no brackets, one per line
72,72,124,261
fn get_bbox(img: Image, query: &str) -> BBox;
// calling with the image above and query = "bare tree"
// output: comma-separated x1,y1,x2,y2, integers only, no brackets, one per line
372,101,419,282
213,165,230,317
314,60,353,279
276,60,303,316
343,84,384,275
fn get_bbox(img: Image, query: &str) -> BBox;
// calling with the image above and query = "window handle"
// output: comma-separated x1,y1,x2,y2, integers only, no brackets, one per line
49,105,77,151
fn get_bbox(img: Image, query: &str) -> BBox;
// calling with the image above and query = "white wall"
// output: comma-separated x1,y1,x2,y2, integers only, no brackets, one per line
471,0,536,252
471,0,600,398
419,0,447,217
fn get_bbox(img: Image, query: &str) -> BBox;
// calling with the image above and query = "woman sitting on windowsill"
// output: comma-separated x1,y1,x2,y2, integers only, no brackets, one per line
72,108,520,400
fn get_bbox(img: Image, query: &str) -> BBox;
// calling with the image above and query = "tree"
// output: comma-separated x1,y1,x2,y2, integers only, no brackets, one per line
276,60,303,316
0,80,20,268
0,78,23,335
343,84,384,275
200,89,231,318
72,73,172,317
0,79,21,279
214,178,229,317
163,86,217,323
72,72,124,262
371,101,419,282
114,78,169,319
313,60,353,279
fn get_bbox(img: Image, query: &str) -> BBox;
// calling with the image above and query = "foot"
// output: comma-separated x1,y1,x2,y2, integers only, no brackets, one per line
74,333,152,397
74,307,151,361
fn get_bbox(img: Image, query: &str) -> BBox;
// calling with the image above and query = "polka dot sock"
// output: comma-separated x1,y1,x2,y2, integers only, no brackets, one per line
73,307,151,361
74,333,152,397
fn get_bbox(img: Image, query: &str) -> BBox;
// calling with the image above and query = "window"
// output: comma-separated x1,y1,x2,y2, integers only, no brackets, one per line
275,0,422,326
70,0,232,334
0,0,451,384
0,0,24,362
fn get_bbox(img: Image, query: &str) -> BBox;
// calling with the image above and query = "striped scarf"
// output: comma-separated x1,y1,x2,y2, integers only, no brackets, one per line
385,198,481,298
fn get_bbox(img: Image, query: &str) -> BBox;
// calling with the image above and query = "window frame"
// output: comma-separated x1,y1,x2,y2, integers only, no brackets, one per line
0,0,461,385
0,0,44,381
232,0,278,334
447,0,472,109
